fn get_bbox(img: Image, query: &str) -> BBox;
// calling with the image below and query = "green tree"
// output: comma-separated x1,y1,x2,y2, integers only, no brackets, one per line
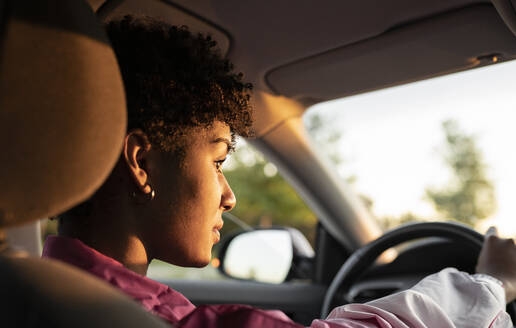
306,113,362,186
224,144,317,245
307,113,427,231
377,212,422,231
306,113,344,166
426,120,496,226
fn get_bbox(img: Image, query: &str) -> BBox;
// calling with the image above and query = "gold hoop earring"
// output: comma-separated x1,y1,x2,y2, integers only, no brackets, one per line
131,184,156,202
148,187,156,201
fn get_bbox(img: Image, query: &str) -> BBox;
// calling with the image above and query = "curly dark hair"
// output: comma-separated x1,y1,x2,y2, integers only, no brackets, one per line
54,16,253,224
106,15,253,152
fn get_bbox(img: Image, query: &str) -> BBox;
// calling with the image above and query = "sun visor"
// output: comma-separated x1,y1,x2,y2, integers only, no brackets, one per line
266,4,516,103
492,0,516,36
0,0,127,227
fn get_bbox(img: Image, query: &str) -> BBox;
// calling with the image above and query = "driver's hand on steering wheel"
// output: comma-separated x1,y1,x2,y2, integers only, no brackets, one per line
476,226,516,303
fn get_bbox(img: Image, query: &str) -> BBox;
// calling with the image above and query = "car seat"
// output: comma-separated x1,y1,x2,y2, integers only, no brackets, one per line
0,0,167,326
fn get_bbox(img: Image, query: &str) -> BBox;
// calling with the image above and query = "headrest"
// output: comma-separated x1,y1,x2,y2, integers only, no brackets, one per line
0,0,127,227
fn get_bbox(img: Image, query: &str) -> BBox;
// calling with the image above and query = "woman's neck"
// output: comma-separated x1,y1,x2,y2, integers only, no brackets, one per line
59,214,150,276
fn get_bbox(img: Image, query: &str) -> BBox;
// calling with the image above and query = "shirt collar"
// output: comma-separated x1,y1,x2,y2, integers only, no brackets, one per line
43,235,123,271
42,235,195,324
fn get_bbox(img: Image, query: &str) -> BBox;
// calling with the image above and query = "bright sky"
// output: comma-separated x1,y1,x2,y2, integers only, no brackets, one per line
305,60,516,237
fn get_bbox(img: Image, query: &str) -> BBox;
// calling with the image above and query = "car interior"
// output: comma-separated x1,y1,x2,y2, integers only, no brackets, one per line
2,0,516,326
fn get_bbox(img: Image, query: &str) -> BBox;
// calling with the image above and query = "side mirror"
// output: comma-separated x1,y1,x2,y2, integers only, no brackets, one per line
218,228,314,284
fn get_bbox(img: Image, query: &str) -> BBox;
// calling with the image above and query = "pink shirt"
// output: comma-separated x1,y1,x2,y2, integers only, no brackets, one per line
43,235,511,328
43,235,197,323
42,235,300,326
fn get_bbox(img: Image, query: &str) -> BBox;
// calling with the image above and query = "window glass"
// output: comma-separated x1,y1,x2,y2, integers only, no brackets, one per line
303,60,516,237
222,140,317,245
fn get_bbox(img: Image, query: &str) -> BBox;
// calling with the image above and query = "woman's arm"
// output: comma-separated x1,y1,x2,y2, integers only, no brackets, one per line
175,268,510,328
310,268,510,328
311,227,516,328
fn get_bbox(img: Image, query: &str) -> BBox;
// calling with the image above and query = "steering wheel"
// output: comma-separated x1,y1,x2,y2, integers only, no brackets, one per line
321,222,516,325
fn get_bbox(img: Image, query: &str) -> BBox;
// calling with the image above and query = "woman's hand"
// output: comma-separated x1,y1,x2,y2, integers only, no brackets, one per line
476,227,516,303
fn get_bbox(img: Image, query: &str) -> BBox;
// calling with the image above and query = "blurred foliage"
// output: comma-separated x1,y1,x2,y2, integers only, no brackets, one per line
305,114,356,184
376,212,423,231
148,259,224,281
224,145,317,246
222,113,360,246
375,120,495,229
222,113,371,246
306,114,344,166
426,120,496,226
304,115,495,231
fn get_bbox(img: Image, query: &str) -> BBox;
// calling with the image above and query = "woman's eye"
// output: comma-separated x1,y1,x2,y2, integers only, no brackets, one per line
215,159,226,172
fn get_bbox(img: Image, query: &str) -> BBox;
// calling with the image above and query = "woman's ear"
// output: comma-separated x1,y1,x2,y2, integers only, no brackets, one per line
123,129,152,194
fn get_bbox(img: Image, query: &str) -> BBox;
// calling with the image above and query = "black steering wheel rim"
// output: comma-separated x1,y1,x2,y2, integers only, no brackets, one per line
321,221,515,324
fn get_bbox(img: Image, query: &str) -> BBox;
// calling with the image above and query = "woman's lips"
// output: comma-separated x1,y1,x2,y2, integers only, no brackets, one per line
214,220,224,231
213,229,221,243
213,220,223,243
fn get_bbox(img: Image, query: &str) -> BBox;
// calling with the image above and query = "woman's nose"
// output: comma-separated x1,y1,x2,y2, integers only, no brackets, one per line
221,176,236,211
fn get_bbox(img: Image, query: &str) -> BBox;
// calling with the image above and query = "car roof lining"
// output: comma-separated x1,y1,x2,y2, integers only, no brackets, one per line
167,0,499,92
91,0,516,111
267,4,516,104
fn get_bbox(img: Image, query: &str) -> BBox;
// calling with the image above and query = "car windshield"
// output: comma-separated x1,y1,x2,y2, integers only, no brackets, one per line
304,60,516,237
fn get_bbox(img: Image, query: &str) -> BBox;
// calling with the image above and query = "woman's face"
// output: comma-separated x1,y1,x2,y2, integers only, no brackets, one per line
141,121,236,267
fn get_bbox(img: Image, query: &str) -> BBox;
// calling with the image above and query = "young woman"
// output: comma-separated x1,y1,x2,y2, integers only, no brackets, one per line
43,16,516,328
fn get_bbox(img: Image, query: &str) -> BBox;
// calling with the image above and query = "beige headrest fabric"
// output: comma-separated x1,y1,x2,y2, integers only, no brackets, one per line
0,0,127,227
0,256,168,327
